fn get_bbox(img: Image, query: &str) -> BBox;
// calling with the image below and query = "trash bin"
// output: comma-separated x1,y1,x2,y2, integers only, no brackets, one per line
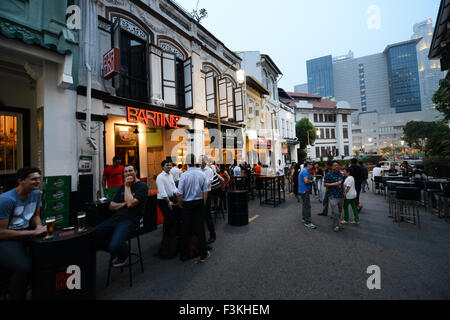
228,191,249,226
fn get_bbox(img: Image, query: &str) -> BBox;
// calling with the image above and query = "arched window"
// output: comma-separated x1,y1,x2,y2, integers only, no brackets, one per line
110,15,150,102
157,39,192,110
203,64,244,122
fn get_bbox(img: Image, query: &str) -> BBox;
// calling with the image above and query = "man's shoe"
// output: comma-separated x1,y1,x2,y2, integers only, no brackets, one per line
207,235,216,244
334,226,340,232
304,223,317,229
301,218,306,223
341,220,349,225
199,251,211,263
113,256,130,268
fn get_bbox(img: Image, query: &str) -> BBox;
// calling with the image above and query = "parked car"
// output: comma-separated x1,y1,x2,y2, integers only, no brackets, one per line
379,161,402,172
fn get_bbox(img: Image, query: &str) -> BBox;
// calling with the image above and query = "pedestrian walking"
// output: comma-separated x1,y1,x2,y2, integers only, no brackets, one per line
177,154,210,263
341,167,360,226
324,161,345,232
299,162,317,229
292,163,301,203
349,158,364,212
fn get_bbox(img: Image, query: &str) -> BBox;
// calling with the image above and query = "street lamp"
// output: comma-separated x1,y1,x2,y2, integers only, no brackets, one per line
401,140,405,159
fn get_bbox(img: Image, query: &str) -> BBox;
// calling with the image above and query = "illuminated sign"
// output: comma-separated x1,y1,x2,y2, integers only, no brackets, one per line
127,106,181,129
281,141,288,156
103,47,120,80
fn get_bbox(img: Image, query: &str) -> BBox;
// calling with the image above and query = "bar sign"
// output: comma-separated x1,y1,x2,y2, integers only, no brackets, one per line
103,47,120,80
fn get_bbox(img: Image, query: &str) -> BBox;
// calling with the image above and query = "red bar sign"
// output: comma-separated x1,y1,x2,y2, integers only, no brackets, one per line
103,47,120,80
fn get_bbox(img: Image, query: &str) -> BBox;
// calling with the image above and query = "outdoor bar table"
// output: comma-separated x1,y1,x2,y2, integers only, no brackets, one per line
31,226,96,300
259,175,286,207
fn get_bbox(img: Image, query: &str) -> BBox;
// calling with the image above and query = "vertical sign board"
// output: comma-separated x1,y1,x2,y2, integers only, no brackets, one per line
282,141,289,156
103,47,120,80
42,176,71,229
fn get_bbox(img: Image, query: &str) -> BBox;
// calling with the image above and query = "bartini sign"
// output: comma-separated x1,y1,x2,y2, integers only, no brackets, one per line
126,107,182,129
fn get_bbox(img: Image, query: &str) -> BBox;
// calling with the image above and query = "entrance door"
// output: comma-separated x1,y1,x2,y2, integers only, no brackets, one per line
147,147,164,190
0,111,23,192
114,124,140,176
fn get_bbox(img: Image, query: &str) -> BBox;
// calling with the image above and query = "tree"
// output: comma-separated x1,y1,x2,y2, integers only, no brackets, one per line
424,122,450,156
433,76,450,121
191,1,208,24
402,121,437,152
295,118,317,150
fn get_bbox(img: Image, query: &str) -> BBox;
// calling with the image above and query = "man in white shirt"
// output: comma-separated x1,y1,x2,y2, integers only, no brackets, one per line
156,160,178,238
170,163,183,187
201,156,216,244
372,163,383,177
276,160,285,176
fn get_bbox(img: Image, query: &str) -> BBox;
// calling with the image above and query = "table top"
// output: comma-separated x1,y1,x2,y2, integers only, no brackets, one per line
386,181,416,185
31,226,96,244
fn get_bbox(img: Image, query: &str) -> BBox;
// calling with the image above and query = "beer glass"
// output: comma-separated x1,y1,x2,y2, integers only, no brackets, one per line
77,212,86,232
45,216,56,240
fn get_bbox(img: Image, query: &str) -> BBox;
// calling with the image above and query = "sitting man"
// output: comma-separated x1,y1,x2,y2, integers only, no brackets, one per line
0,168,47,300
96,164,148,267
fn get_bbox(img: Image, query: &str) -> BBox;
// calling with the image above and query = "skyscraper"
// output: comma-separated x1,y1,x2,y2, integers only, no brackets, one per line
413,19,446,112
384,39,422,114
306,55,334,98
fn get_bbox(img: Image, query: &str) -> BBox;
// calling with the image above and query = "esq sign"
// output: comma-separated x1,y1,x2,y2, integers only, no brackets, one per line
103,47,120,80
127,106,182,129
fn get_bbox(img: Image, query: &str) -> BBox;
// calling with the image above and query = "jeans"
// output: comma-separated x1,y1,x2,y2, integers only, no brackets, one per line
96,217,136,260
316,179,323,201
362,181,367,192
330,198,344,228
180,200,207,260
300,192,312,224
0,240,32,300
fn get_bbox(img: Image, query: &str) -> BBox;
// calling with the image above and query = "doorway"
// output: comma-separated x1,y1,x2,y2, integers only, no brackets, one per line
114,124,140,176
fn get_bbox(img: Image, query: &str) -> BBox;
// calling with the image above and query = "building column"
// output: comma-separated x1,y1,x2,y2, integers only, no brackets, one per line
190,118,205,162
336,114,345,158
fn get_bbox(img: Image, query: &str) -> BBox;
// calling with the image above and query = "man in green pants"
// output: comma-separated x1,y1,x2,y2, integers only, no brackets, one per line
342,167,360,226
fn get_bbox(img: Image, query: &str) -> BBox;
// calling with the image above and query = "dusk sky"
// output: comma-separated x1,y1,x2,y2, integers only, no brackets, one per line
174,0,441,92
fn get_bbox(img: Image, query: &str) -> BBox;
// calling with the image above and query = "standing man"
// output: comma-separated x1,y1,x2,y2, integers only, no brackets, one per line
177,154,210,263
359,161,369,193
318,161,332,216
298,162,317,230
276,160,285,176
324,161,345,232
102,156,124,189
157,160,178,239
0,168,47,300
96,164,148,267
170,163,183,188
349,159,364,212
200,156,216,244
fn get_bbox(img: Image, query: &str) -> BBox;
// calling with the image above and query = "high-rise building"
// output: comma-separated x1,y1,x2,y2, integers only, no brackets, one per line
294,83,308,93
302,19,446,154
413,19,446,112
384,39,422,114
306,55,334,98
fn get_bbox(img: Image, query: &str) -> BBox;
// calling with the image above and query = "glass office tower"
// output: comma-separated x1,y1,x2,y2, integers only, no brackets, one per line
385,40,422,114
306,55,334,98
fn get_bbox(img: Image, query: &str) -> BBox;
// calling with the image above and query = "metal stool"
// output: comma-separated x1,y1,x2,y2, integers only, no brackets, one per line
396,187,422,228
424,181,442,215
106,226,144,288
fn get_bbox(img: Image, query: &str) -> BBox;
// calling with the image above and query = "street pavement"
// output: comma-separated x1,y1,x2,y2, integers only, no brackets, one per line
95,190,450,300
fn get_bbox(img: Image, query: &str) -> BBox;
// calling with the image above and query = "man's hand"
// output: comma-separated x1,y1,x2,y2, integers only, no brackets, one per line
34,225,47,236
168,201,175,210
125,176,134,188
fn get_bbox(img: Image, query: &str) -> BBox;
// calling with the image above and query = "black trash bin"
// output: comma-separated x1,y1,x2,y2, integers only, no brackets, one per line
228,191,249,226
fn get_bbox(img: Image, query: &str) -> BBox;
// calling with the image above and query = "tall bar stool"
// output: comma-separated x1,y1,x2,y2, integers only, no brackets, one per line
106,225,144,288
437,184,450,220
396,187,422,227
424,181,442,214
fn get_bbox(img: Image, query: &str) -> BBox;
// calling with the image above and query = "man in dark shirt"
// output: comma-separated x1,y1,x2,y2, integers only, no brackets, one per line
96,164,148,267
359,161,369,193
349,158,364,211
324,161,345,232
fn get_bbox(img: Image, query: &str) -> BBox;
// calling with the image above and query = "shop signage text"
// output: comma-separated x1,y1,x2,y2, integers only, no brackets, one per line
127,107,181,129
103,47,120,80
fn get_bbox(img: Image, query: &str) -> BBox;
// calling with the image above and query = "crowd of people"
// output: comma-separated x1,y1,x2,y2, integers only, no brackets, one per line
290,159,370,232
